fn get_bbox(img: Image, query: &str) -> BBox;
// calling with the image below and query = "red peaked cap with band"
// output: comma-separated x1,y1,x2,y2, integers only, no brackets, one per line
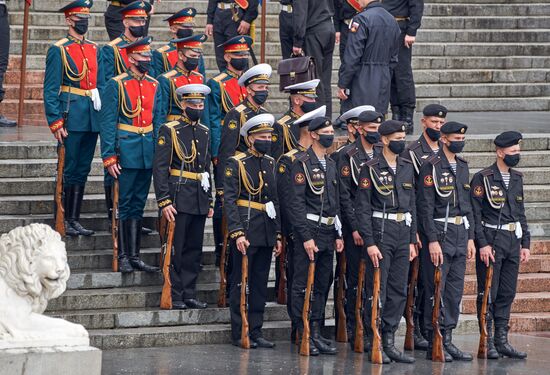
59,0,93,18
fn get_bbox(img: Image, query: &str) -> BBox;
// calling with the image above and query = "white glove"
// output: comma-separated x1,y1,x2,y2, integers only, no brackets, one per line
200,172,210,192
334,215,342,237
91,88,102,111
515,221,523,239
265,201,276,219
405,212,412,227
463,216,470,230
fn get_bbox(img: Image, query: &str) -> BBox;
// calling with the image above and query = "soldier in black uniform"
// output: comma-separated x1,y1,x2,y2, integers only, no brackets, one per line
276,105,325,342
336,109,383,346
337,0,400,115
381,0,424,134
471,131,530,359
355,120,417,364
417,121,476,362
290,116,344,356
216,64,271,189
271,79,320,161
153,84,213,310
278,0,294,59
104,0,154,41
333,0,363,63
224,113,282,349
206,0,259,71
402,103,447,350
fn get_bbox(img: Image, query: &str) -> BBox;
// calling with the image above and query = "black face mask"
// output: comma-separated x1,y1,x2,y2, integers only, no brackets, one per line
318,134,334,149
389,140,406,155
426,127,441,141
183,57,199,71
230,57,249,71
447,140,465,154
176,28,193,39
301,101,317,113
185,107,203,122
364,131,380,145
73,19,89,35
254,139,271,155
135,60,151,74
503,154,520,167
252,90,268,105
129,25,146,38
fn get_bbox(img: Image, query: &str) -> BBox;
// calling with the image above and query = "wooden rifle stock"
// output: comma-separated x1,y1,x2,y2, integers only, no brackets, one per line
478,260,494,358
432,266,445,362
160,220,175,310
404,252,420,351
54,143,66,236
277,237,287,305
300,259,315,356
240,253,250,348
354,259,366,352
111,180,119,271
371,267,383,364
335,251,348,343
217,215,229,307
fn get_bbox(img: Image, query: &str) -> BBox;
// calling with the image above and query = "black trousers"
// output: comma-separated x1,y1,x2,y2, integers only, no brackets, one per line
291,227,335,330
303,21,335,118
213,8,241,72
104,4,151,41
421,222,468,332
171,213,207,301
343,227,365,338
279,10,293,59
390,23,416,111
408,232,428,330
0,4,9,102
338,23,350,64
229,244,272,342
476,228,520,329
364,219,410,335
284,236,296,324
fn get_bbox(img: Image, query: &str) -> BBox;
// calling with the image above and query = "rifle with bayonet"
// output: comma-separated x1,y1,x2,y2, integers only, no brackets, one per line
354,259,366,352
335,251,348,343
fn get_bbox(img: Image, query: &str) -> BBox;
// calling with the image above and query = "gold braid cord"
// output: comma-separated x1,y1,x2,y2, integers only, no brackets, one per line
170,126,197,164
170,80,185,110
113,47,126,76
237,159,263,196
117,80,142,119
59,45,88,82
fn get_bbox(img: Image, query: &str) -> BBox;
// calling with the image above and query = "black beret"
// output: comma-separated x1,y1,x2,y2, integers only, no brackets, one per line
379,120,406,136
423,104,448,118
308,116,332,132
441,121,467,135
494,131,522,148
358,110,384,124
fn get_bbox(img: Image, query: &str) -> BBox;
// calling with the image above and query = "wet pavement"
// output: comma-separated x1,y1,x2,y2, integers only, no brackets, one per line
102,334,548,375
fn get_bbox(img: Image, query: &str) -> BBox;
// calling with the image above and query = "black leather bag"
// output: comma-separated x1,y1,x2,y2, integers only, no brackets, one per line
277,55,317,92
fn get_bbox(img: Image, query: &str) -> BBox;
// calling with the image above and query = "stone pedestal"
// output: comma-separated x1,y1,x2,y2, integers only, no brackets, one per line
0,346,102,375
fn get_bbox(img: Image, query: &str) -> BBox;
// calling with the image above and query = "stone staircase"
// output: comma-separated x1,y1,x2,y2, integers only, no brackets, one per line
3,0,550,124
0,134,548,350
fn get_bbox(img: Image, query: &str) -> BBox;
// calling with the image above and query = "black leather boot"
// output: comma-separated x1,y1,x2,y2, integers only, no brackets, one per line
443,329,472,361
494,326,527,359
391,106,402,121
311,321,337,355
118,220,134,273
414,313,429,350
128,219,159,272
298,329,319,356
382,331,414,363
67,185,94,236
63,185,79,236
426,330,453,362
402,106,415,135
485,319,499,360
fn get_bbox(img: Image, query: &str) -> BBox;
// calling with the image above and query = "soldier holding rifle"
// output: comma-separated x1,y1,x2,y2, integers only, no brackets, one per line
471,131,530,359
153,84,214,310
224,114,282,349
355,120,417,364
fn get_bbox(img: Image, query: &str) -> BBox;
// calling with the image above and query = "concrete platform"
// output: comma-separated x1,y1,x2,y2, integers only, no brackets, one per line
101,333,548,375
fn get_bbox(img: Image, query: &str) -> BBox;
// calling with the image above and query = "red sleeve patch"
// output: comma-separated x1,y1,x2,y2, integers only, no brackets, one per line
360,177,371,189
294,172,305,185
474,185,484,197
424,175,434,187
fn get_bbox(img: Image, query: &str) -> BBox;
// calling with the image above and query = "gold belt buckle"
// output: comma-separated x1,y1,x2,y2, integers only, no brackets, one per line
138,127,144,134
455,216,462,225
509,223,516,231
396,213,404,222
326,217,334,226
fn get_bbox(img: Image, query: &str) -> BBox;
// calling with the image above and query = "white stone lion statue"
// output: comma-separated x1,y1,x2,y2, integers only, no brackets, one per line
0,223,89,349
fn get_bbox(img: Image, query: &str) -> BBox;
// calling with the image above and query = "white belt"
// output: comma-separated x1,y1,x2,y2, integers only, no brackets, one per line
373,211,412,227
483,221,522,239
217,2,236,9
307,213,335,226
281,4,292,13
435,216,470,229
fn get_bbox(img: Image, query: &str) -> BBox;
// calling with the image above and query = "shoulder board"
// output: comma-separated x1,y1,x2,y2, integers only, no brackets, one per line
278,115,291,125
455,154,467,163
190,70,203,77
162,70,178,79
54,38,69,47
108,37,122,46
346,146,359,157
197,122,209,132
264,155,275,162
85,39,97,46
235,104,246,113
284,149,299,162
213,73,228,82
231,152,247,161
113,72,128,82
296,152,310,162
156,45,171,53
426,154,440,165
481,168,494,177
164,121,180,129
365,158,379,167
400,157,413,164
511,168,524,177
145,75,158,84
408,140,422,151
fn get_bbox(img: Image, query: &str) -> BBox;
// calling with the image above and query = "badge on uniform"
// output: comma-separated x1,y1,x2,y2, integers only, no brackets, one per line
473,186,484,197
360,177,370,189
424,175,434,187
272,134,278,142
228,120,237,130
294,172,305,185
225,167,233,177
158,136,166,146
341,165,350,177
278,164,286,174
350,21,360,33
